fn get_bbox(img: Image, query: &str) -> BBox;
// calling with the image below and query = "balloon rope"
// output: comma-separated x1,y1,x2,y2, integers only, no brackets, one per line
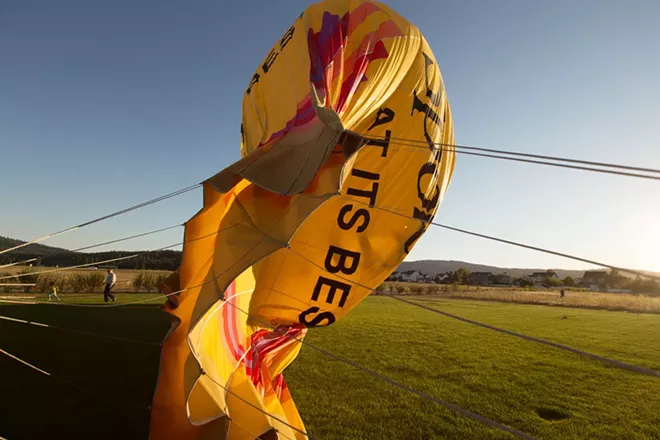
344,195,660,283
0,347,149,410
0,184,200,256
364,133,660,177
223,295,537,440
0,315,159,347
204,373,315,439
390,296,660,377
1,221,241,282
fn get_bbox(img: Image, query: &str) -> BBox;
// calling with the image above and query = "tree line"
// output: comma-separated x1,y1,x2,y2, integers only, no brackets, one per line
0,250,183,271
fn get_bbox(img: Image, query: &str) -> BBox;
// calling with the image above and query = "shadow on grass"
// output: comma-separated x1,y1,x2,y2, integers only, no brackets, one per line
0,303,171,439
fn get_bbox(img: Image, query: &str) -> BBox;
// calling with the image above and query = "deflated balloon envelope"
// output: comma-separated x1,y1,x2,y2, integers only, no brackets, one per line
149,0,456,438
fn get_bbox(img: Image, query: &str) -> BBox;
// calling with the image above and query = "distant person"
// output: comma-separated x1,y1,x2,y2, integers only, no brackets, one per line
560,288,565,298
104,269,116,302
48,281,61,302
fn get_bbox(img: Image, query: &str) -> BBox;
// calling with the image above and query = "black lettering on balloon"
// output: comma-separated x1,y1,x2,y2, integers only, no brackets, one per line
346,168,380,207
280,25,296,50
299,307,336,327
367,108,395,131
246,72,260,95
262,49,279,73
403,52,446,254
417,162,440,212
365,130,391,158
324,246,360,276
404,207,433,254
311,276,351,308
337,204,370,233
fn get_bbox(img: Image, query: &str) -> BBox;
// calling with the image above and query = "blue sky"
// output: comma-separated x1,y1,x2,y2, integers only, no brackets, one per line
1,0,658,272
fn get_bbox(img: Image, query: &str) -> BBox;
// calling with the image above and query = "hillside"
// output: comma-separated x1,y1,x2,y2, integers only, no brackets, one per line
0,236,182,271
397,260,590,279
2,235,657,278
397,260,660,280
0,236,74,257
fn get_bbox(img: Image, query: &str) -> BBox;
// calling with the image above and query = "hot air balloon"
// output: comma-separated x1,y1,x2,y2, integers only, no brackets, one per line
149,0,455,438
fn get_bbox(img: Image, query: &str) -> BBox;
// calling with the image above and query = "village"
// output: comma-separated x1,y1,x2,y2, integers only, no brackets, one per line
386,268,633,293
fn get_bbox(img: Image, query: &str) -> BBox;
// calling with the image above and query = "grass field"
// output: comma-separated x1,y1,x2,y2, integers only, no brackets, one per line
381,282,660,314
1,295,660,439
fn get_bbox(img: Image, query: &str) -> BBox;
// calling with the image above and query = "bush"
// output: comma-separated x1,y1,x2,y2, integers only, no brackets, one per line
14,269,39,292
83,273,105,292
133,273,144,292
133,271,169,292
36,274,64,293
544,278,564,287
0,272,14,293
155,273,169,291
57,274,69,293
142,273,156,292
410,285,425,295
69,273,86,293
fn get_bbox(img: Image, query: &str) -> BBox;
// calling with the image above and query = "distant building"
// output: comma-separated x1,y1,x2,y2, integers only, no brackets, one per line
581,270,610,290
492,272,513,286
469,272,493,286
395,270,428,283
433,273,450,284
528,270,559,285
582,270,608,286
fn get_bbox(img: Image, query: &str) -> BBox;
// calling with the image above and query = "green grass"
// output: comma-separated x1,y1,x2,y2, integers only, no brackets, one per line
1,295,659,439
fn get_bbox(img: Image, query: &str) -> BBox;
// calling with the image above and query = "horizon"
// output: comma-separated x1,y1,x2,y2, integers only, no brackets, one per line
1,0,659,272
1,234,637,275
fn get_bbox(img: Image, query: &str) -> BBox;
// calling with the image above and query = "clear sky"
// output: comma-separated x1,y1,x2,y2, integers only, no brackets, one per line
1,0,658,272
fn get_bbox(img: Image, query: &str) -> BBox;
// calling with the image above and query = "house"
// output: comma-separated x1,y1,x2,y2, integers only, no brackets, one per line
398,270,427,283
469,272,493,286
528,270,559,285
433,273,450,284
582,270,608,288
492,272,513,286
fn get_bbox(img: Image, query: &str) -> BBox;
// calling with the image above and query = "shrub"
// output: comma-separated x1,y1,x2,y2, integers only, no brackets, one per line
133,273,144,292
142,273,156,292
410,285,425,295
70,273,86,293
155,273,169,291
83,273,105,292
0,272,15,293
36,273,62,293
15,269,39,292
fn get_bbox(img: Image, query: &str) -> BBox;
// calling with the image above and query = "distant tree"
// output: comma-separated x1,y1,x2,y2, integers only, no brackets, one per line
606,269,626,289
544,277,563,287
563,276,575,287
456,268,470,285
515,277,534,287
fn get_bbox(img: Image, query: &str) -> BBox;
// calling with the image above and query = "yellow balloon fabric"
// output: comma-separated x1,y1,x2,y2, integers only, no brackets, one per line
149,0,455,438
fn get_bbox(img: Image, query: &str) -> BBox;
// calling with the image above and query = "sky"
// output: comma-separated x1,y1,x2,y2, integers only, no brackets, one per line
1,0,659,272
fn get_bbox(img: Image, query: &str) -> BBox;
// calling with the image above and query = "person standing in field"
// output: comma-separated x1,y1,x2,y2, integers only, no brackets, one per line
48,281,61,301
104,269,116,302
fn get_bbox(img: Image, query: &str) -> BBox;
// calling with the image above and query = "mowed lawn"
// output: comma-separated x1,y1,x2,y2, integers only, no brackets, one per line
1,295,659,439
